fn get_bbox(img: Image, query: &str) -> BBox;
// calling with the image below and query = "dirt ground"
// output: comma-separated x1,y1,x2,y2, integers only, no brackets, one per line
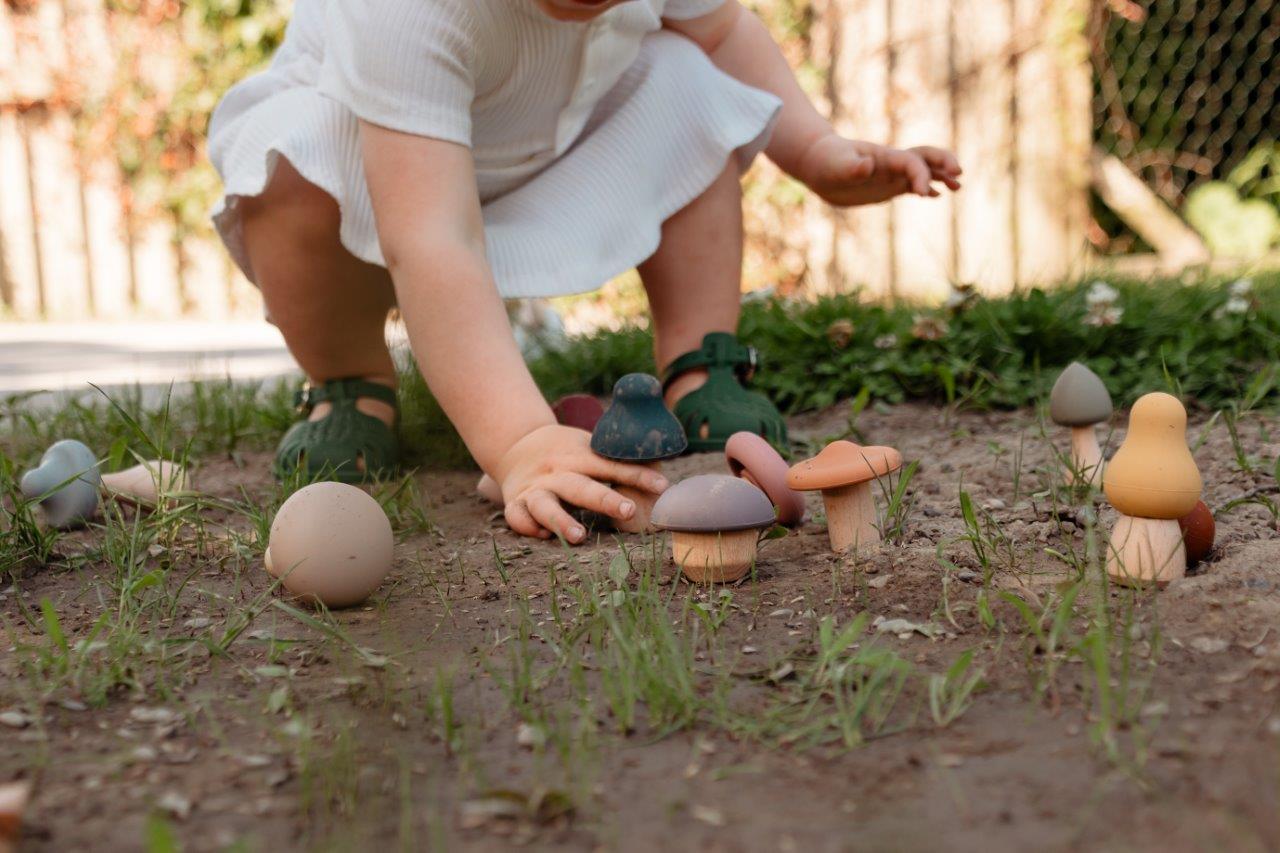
4,402,1280,852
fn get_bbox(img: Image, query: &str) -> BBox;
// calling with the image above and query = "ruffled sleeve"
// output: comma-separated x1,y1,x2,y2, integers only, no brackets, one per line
318,0,476,145
660,0,729,20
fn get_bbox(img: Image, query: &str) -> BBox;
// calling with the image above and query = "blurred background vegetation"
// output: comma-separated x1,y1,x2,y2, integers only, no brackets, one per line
0,0,1276,321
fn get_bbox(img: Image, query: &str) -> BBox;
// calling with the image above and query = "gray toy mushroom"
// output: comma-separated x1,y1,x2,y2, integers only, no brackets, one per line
651,474,776,583
1049,362,1113,486
19,440,100,529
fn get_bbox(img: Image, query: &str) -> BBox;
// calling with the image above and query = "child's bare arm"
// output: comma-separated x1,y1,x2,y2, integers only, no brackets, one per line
665,2,962,206
360,122,665,542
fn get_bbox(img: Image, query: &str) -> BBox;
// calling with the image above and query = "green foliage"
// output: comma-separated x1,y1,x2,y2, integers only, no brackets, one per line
75,0,289,235
1186,182,1280,259
513,274,1280,421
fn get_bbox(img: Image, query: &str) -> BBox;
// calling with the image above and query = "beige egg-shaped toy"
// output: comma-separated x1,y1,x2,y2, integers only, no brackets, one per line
266,482,393,608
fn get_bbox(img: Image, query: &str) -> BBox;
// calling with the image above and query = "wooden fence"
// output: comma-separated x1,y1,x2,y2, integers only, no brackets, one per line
803,0,1094,300
0,0,1093,321
0,0,261,321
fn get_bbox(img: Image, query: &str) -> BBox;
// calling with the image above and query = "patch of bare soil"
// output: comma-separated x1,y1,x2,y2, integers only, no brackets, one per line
4,403,1280,851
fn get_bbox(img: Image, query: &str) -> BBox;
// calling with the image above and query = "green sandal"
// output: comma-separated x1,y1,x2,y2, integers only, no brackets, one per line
662,332,788,454
275,378,401,484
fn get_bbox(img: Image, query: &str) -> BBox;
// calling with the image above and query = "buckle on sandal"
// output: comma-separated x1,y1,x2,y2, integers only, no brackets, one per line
739,345,759,382
294,383,316,414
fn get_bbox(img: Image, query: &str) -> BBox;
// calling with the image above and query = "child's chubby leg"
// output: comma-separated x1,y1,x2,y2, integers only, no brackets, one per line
638,157,744,410
637,156,787,451
239,159,398,430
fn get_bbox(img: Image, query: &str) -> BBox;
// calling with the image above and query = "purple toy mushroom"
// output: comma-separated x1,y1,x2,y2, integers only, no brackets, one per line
651,474,776,583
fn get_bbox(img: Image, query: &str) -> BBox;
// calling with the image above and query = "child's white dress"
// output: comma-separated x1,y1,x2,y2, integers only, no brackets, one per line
209,0,782,298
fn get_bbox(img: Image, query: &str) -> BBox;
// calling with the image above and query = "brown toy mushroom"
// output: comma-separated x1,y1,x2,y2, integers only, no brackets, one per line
1049,362,1113,486
786,441,903,553
1178,500,1215,566
1102,392,1203,586
651,474,776,583
725,431,805,526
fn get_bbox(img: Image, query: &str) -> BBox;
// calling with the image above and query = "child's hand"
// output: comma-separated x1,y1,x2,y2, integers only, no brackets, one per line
493,424,669,545
797,134,962,207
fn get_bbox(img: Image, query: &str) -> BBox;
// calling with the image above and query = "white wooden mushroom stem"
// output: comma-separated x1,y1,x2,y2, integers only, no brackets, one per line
823,481,879,553
1067,424,1104,486
1106,515,1186,587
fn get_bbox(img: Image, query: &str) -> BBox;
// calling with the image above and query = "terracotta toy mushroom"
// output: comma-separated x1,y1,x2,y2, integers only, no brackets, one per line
19,439,100,529
1102,392,1202,586
786,441,902,553
725,431,805,526
101,460,189,507
651,474,775,583
266,482,394,608
0,780,31,853
1049,362,1113,486
591,373,688,533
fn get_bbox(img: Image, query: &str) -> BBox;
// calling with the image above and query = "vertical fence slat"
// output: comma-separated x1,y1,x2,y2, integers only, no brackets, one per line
28,108,93,319
888,0,957,301
132,218,183,319
827,0,894,299
0,109,40,318
81,161,135,318
953,0,1017,293
1013,0,1091,285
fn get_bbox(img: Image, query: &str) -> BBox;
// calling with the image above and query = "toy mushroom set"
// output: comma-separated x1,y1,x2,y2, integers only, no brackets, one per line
1046,363,1216,587
19,440,395,609
591,373,906,582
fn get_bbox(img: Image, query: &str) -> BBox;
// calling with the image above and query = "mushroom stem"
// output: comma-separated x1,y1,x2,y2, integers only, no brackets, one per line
613,462,662,534
101,461,187,507
1067,424,1104,486
671,531,758,583
822,482,879,553
1106,515,1186,587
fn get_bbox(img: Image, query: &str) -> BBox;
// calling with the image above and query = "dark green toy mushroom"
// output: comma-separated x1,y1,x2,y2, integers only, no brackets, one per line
591,374,687,532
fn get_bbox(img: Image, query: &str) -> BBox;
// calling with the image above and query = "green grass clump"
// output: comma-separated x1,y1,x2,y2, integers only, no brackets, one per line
4,273,1277,475
524,273,1280,413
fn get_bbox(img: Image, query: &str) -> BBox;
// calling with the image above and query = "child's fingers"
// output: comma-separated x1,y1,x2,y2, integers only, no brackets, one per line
931,168,962,191
548,472,635,521
524,488,587,544
505,498,551,540
582,455,669,495
912,146,962,176
888,150,934,196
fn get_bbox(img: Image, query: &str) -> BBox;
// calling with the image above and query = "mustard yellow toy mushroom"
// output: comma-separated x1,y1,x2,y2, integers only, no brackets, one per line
1049,362,1113,486
650,474,776,583
1102,392,1202,586
786,441,903,553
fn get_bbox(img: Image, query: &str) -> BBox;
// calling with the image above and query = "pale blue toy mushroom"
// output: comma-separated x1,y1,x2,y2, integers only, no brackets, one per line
19,440,101,529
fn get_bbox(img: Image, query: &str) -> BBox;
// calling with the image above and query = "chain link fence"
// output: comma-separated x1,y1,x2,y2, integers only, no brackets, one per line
1090,0,1280,253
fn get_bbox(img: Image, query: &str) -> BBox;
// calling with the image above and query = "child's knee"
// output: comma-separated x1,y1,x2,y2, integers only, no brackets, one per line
242,158,340,240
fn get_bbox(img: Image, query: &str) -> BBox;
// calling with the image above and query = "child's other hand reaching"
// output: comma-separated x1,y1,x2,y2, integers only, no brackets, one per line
493,424,669,545
797,134,962,207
